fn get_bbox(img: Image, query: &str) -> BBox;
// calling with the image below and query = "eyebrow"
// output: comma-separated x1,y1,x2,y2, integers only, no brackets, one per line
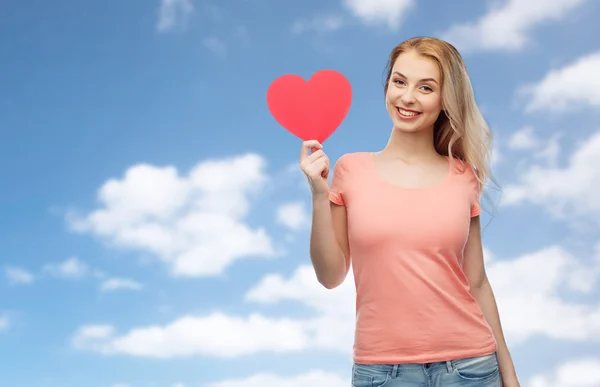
393,71,438,84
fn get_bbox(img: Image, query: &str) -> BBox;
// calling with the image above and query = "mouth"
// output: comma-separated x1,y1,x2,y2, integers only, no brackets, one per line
396,107,422,119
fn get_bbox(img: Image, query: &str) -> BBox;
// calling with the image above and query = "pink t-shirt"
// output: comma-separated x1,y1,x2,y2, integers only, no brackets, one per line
329,152,497,364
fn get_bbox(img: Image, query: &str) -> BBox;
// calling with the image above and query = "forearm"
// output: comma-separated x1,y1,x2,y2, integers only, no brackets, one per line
309,195,346,289
471,278,519,383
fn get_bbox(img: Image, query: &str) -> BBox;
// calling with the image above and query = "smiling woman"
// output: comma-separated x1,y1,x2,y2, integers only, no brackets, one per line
299,36,520,387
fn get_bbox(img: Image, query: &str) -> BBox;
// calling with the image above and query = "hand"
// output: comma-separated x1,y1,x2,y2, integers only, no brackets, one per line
299,140,330,197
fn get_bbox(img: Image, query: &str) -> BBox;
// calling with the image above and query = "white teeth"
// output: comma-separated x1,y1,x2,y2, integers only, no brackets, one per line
397,108,420,117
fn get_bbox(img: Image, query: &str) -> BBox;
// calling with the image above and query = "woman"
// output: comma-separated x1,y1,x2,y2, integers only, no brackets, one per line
299,37,519,386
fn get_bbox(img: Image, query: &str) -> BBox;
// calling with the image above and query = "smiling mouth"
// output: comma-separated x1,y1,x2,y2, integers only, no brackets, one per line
396,107,422,118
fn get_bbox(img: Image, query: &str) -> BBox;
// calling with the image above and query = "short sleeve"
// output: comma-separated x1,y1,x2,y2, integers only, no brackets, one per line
471,193,481,217
471,174,482,218
328,154,350,206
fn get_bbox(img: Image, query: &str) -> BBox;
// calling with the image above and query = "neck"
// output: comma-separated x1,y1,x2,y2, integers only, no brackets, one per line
380,126,439,163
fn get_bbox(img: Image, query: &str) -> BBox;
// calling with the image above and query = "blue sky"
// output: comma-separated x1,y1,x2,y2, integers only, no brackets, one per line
2,0,600,386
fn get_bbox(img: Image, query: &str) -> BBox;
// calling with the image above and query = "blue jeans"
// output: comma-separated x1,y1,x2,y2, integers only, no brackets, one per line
352,352,502,386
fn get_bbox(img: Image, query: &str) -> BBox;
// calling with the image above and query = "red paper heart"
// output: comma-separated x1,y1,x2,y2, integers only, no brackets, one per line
267,69,352,144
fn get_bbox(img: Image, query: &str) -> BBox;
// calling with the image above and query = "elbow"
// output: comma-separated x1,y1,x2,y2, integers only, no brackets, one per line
469,274,489,293
318,276,341,290
317,272,345,290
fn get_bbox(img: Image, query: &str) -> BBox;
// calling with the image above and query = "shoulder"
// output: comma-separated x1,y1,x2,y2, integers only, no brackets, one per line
449,157,482,191
449,156,475,176
333,151,371,169
330,152,371,185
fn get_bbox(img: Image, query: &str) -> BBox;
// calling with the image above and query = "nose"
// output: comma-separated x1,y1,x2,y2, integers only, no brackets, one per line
401,89,416,105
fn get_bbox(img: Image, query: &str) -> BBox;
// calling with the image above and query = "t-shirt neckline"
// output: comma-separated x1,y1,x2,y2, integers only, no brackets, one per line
367,151,453,191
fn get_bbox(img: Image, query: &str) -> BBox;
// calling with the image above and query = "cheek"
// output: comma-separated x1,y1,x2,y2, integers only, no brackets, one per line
423,95,443,113
385,87,396,102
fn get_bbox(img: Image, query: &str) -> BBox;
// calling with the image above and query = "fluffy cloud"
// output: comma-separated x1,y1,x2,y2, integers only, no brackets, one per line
43,257,89,279
66,154,276,277
206,370,348,387
157,0,193,32
71,265,356,358
343,0,414,29
71,313,312,358
442,0,588,52
487,245,600,344
290,0,414,35
508,126,539,150
71,242,600,359
506,126,561,167
502,130,600,218
528,357,600,387
100,278,143,292
4,266,34,285
519,50,600,112
276,202,310,230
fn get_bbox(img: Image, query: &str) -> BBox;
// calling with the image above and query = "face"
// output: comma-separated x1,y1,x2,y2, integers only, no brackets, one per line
385,50,443,133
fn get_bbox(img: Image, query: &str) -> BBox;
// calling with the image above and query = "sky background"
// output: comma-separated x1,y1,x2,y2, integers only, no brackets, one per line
2,0,600,386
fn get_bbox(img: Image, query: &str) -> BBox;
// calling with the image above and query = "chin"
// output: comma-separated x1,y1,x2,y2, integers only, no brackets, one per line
391,117,434,133
393,124,427,134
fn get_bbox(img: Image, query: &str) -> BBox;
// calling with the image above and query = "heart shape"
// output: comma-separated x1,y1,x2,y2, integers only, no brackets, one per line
267,69,352,144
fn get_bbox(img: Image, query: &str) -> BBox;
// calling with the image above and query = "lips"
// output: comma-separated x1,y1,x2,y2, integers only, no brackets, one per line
396,107,422,118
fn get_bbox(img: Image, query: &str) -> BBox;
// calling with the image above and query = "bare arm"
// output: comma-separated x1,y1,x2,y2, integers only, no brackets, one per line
309,194,350,289
299,140,351,290
464,216,520,386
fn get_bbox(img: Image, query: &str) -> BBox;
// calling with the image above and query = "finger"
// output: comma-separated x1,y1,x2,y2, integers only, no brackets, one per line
305,149,326,164
307,157,329,178
321,160,330,178
300,140,322,162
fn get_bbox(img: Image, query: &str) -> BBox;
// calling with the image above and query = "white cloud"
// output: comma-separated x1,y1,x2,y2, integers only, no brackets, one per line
100,278,143,292
519,50,600,112
487,245,600,344
343,0,414,29
0,314,9,332
71,325,115,352
502,130,600,218
43,257,88,279
250,246,600,346
157,0,193,32
245,265,353,318
71,313,312,358
441,0,588,52
276,202,310,230
506,126,560,167
71,238,600,359
66,154,276,277
71,264,356,358
492,140,503,167
4,266,34,285
508,126,539,150
528,357,600,387
534,133,562,167
206,370,348,387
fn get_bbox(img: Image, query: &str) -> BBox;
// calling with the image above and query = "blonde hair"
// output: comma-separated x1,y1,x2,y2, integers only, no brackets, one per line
384,36,495,191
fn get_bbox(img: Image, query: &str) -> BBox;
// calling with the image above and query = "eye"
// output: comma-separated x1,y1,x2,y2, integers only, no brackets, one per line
420,85,434,92
393,79,405,85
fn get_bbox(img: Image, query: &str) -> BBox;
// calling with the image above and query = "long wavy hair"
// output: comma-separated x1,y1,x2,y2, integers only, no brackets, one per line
383,36,496,193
